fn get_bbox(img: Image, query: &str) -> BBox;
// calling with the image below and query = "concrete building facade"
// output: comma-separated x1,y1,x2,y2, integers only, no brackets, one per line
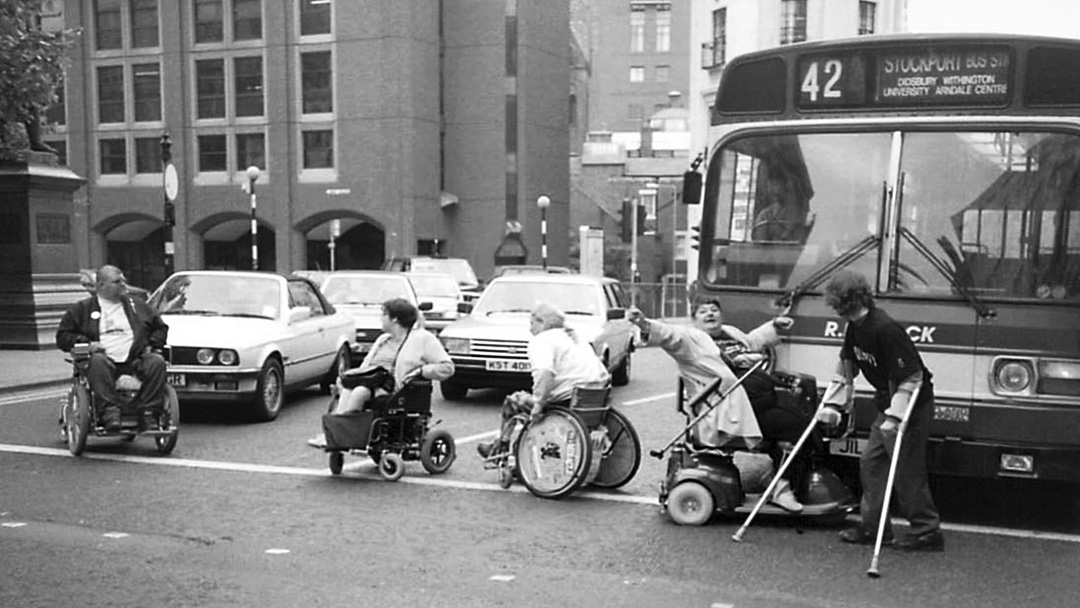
45,0,569,289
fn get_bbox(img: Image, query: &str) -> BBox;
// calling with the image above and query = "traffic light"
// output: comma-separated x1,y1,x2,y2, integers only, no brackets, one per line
637,203,647,235
620,199,633,243
690,224,701,250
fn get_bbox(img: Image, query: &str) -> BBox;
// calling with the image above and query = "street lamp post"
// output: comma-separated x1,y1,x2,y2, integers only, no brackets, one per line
536,195,551,269
630,198,638,307
160,133,176,278
246,165,260,270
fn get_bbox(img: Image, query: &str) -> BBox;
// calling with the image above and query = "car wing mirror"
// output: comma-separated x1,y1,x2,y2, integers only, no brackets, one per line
607,308,626,321
287,306,312,324
418,301,434,311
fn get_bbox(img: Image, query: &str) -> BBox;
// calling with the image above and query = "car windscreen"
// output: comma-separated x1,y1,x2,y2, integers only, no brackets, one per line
411,259,478,288
151,275,282,319
322,276,411,306
473,282,602,317
408,274,460,298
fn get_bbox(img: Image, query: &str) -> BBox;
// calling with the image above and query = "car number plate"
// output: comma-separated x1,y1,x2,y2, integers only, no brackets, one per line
829,436,865,458
485,359,530,372
166,373,187,388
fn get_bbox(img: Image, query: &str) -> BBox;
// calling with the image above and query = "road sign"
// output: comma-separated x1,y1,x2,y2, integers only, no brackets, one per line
164,164,179,201
331,219,341,238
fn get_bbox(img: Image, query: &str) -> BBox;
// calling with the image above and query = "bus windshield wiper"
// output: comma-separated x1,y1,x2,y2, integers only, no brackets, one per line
774,234,880,311
898,227,995,319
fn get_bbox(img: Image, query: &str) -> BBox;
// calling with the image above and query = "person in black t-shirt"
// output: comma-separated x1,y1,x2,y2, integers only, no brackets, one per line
816,270,944,552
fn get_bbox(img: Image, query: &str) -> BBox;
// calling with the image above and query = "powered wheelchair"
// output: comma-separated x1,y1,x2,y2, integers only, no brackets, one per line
481,385,642,500
59,343,180,456
318,378,456,481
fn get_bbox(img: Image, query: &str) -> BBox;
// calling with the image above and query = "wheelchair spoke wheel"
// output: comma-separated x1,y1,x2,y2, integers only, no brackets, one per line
378,452,405,481
155,386,180,455
66,383,91,456
421,429,456,475
515,406,591,500
591,407,642,489
328,452,345,475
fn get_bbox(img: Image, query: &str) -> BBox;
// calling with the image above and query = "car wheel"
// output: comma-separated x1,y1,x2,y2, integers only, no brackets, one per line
321,345,350,394
666,481,715,526
611,350,632,387
439,379,468,401
154,385,180,455
67,383,91,456
250,358,284,422
378,452,405,481
420,429,456,475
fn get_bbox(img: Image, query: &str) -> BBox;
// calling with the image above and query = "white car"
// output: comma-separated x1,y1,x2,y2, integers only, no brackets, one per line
437,274,635,400
319,271,428,363
406,271,462,334
149,271,354,421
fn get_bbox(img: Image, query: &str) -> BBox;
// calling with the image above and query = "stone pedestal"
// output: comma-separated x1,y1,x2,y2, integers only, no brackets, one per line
0,152,87,349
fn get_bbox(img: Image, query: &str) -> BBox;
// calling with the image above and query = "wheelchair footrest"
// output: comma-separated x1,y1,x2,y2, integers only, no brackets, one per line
322,411,376,450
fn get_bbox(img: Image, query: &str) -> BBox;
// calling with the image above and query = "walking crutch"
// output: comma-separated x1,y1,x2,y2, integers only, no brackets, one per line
731,379,845,542
867,383,922,578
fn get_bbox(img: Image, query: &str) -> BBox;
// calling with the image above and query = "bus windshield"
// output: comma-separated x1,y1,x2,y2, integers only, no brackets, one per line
702,129,1080,302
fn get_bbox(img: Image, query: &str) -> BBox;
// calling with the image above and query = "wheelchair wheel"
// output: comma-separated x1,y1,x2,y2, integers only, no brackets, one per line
378,452,405,481
328,452,345,475
666,481,715,526
590,407,642,489
66,383,91,456
516,406,591,500
420,429,456,475
154,385,180,455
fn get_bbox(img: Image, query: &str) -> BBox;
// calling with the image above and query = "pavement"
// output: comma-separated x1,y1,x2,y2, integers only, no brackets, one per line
0,348,70,396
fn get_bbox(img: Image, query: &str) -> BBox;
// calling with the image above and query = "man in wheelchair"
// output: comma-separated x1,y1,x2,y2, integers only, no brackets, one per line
56,265,169,432
476,302,610,459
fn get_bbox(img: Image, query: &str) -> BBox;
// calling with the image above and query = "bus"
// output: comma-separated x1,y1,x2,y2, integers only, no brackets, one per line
683,34,1080,484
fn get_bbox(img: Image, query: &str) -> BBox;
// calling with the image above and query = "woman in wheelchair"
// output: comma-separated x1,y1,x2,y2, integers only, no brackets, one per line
627,300,803,513
56,265,169,433
476,302,610,459
308,298,453,448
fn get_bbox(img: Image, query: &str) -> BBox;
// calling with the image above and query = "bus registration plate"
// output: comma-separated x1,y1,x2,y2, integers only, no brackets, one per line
830,436,865,458
166,373,186,388
485,359,530,372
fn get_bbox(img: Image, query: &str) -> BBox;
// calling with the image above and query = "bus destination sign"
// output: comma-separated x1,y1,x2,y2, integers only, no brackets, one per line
796,45,1012,110
875,45,1011,106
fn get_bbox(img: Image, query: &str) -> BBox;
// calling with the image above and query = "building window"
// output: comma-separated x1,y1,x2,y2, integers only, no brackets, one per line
655,4,671,53
130,0,159,48
198,134,228,172
95,0,123,50
45,80,65,126
232,0,261,41
781,0,807,45
859,1,877,35
134,137,162,173
234,56,263,117
97,66,125,124
630,5,644,53
99,138,127,174
132,63,161,122
194,0,224,43
629,66,645,83
710,8,726,67
301,51,333,114
300,0,331,36
196,59,226,119
655,65,669,82
236,132,265,171
302,129,334,169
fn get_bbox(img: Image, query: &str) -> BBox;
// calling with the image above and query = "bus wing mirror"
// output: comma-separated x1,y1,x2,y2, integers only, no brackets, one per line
682,171,702,205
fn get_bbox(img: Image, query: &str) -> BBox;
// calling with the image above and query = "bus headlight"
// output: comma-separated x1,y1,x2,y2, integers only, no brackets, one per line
993,359,1033,394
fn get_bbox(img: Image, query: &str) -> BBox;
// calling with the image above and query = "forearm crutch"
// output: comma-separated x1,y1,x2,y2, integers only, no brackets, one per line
649,359,767,460
867,384,921,578
731,380,844,542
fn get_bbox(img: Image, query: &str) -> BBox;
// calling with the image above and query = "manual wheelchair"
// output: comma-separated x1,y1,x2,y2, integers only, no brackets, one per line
319,379,456,481
60,343,180,456
481,385,642,500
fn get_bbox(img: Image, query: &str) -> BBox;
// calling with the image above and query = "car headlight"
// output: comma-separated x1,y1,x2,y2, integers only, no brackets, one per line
196,348,215,365
441,337,470,354
217,349,238,366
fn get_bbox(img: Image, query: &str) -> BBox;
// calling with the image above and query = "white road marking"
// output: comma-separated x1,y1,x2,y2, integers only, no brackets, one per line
618,392,676,407
2,443,1078,545
488,574,515,582
103,532,129,539
455,430,499,445
0,388,68,407
265,548,290,555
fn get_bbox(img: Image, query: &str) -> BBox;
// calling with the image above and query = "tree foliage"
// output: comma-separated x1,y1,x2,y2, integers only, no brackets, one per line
0,0,78,155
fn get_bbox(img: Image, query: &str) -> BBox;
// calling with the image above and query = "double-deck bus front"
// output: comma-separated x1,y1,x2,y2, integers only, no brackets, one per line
692,34,1080,483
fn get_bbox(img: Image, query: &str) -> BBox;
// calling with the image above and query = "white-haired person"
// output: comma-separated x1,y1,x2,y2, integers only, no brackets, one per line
477,302,609,458
627,299,803,512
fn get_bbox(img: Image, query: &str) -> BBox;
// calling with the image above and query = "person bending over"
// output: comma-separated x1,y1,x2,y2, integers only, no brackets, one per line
477,302,609,458
56,265,169,432
308,298,453,448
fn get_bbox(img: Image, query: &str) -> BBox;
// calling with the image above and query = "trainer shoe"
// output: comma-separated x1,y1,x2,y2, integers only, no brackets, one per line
768,479,804,513
307,433,327,448
893,530,945,552
102,406,122,433
839,526,893,546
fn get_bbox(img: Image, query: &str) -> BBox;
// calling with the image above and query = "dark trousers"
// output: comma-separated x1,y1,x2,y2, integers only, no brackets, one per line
86,351,167,412
858,389,941,537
